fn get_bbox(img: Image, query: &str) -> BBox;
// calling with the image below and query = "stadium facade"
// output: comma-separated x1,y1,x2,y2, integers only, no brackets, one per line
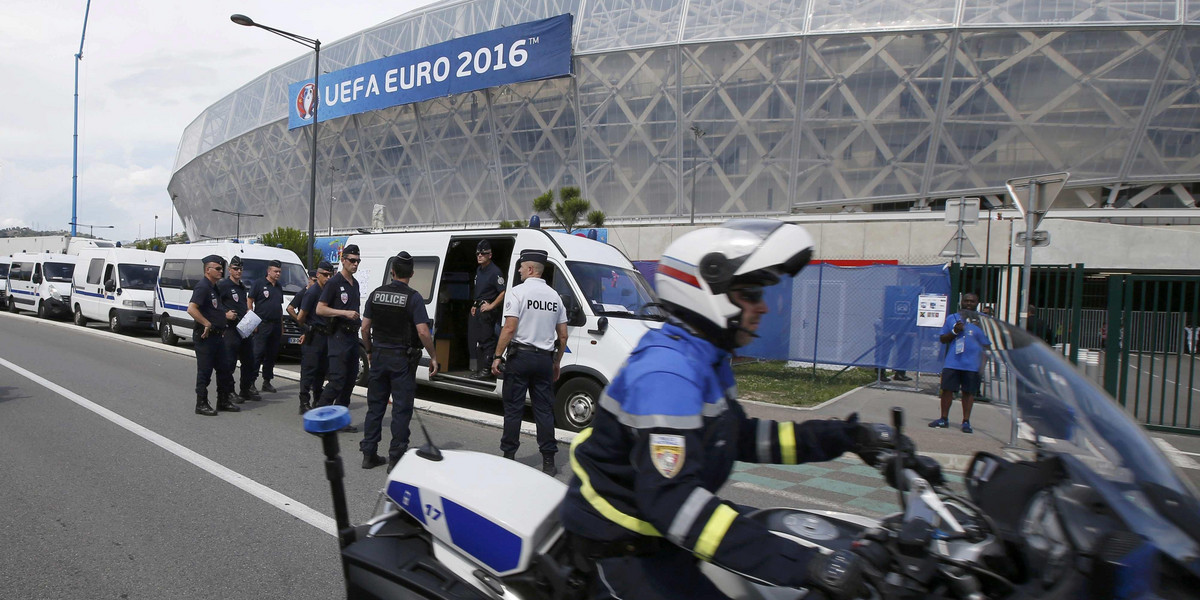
170,0,1200,241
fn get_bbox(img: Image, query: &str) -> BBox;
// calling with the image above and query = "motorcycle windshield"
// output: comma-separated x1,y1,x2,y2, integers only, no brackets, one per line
981,314,1200,571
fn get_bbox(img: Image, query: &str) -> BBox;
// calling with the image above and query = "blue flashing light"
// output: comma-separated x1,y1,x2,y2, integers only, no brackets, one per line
303,405,351,434
530,215,540,229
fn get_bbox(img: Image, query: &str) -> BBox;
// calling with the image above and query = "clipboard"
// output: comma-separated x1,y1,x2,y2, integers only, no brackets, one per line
236,311,262,339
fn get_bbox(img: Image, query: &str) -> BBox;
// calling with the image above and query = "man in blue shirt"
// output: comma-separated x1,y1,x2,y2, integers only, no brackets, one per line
316,245,362,433
930,292,991,433
249,259,285,394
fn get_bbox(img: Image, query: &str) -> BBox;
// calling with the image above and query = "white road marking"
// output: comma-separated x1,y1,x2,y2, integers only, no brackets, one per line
0,356,338,537
1153,438,1200,470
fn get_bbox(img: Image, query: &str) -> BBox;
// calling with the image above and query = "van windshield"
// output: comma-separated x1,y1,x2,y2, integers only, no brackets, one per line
567,261,665,321
0,263,8,278
44,262,74,283
119,264,160,290
241,259,308,294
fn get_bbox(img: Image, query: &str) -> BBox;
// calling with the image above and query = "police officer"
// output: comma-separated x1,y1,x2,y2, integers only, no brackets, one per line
491,249,566,475
360,252,439,472
286,269,317,323
249,259,284,394
217,255,259,402
295,262,333,414
469,239,506,379
558,220,898,600
316,245,362,433
186,254,239,416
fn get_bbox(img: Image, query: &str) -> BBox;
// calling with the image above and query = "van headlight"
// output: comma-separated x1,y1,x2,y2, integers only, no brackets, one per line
122,300,147,308
48,284,59,297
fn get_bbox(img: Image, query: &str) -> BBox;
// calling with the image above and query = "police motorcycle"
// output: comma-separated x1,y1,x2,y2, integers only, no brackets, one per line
303,315,1200,600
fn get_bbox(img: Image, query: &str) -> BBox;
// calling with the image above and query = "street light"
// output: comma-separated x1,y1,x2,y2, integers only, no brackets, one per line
154,214,158,240
231,13,320,267
67,221,113,238
329,164,339,235
211,208,264,241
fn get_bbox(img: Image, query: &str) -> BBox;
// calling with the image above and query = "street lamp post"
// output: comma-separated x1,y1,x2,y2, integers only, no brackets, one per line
211,208,264,241
232,13,320,267
154,215,158,240
328,164,338,236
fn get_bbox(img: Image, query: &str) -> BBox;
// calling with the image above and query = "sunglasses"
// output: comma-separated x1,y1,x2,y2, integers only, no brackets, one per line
344,258,361,265
208,265,224,272
477,251,491,256
317,271,333,277
229,266,242,271
731,287,764,304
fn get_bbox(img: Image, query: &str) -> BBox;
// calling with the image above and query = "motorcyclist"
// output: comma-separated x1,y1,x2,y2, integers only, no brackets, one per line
559,219,896,600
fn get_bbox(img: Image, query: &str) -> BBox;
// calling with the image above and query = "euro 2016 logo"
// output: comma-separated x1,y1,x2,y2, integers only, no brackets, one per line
295,83,316,120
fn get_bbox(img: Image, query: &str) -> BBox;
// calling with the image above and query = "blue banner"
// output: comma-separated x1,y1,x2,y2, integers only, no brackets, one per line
288,14,573,129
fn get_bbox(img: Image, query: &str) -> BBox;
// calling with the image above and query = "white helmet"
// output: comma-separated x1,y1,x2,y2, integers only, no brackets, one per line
656,219,813,349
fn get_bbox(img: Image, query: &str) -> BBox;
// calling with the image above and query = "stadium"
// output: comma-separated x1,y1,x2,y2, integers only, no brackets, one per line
169,0,1200,247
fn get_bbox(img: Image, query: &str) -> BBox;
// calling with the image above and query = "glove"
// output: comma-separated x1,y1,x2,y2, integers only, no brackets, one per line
844,413,905,467
805,550,867,600
884,453,945,488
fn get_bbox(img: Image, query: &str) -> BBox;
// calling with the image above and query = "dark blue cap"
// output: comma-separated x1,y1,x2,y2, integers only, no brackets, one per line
518,248,548,265
201,254,225,266
317,261,334,272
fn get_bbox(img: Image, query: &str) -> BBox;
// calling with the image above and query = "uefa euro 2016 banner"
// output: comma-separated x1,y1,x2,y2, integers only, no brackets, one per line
288,14,573,129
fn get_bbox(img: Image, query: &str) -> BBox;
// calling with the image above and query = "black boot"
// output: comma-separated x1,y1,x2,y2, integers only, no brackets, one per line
216,393,241,412
240,386,261,402
503,450,516,460
876,369,890,382
892,371,912,382
261,380,277,393
361,453,387,469
299,395,312,415
195,396,217,417
542,454,557,476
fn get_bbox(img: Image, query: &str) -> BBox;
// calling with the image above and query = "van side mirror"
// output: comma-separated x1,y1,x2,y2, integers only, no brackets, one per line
565,297,586,327
105,280,116,292
588,316,608,336
32,273,42,284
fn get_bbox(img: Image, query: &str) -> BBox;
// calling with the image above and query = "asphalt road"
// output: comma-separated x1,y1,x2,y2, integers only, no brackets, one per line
0,312,575,599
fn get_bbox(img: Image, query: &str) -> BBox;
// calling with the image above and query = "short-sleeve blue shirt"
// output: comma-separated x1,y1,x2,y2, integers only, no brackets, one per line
940,312,991,372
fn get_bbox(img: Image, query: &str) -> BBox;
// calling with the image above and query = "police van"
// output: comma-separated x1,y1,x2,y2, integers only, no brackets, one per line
345,228,666,431
154,242,308,347
5,252,80,319
70,247,164,333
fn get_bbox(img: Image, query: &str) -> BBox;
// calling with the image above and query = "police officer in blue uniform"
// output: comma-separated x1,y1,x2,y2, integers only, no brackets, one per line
491,249,567,475
359,252,440,472
295,262,333,414
249,259,284,394
559,220,898,600
469,239,506,379
316,245,362,433
218,255,260,403
187,254,239,416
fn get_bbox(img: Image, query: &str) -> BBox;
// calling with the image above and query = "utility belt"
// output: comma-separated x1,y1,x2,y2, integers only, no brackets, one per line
325,318,359,336
474,298,496,309
509,342,553,356
303,326,326,344
375,345,424,361
197,325,226,336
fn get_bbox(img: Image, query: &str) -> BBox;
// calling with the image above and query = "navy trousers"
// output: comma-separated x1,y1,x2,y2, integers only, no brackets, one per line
319,329,360,408
223,327,255,392
500,349,556,456
361,347,419,460
299,330,328,402
252,319,282,384
194,330,232,399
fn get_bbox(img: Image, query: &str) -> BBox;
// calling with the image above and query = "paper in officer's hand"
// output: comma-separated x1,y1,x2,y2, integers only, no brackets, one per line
237,311,262,338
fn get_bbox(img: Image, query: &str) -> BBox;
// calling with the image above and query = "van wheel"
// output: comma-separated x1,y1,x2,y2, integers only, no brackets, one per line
37,301,47,319
554,377,601,432
109,311,123,334
160,318,179,346
74,305,88,326
7,297,16,313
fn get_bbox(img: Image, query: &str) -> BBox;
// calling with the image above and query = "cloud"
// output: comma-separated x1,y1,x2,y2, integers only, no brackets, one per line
0,0,439,242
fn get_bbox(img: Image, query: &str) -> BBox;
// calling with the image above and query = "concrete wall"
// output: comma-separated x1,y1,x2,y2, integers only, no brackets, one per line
604,216,1200,271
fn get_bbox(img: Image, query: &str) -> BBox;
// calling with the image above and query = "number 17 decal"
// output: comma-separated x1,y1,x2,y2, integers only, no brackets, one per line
425,504,442,521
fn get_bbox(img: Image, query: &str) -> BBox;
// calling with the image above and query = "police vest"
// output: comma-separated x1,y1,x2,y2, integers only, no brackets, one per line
367,282,418,348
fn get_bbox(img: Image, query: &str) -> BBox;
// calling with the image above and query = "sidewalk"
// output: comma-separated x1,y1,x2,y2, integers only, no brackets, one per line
739,384,1016,473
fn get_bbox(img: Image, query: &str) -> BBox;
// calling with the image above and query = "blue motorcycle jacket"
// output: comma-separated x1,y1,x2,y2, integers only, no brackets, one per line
560,322,861,587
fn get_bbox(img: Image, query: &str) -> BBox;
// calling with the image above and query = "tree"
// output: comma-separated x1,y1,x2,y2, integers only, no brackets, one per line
134,238,167,252
532,186,605,234
259,227,311,267
498,220,521,229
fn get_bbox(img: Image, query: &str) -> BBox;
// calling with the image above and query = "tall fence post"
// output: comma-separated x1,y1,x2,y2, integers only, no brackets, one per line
811,263,824,377
1104,275,1125,398
1069,263,1085,365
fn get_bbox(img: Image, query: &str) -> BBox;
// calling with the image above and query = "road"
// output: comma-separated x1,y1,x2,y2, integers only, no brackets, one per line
1,311,846,599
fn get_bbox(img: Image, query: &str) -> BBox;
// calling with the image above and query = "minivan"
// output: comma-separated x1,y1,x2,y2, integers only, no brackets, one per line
155,242,308,348
71,247,164,333
345,228,665,431
6,252,79,319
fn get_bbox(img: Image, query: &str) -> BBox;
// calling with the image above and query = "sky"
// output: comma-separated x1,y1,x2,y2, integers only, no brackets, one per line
0,0,438,243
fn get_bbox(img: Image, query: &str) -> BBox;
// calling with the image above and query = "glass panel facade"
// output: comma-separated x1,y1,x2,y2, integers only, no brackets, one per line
961,0,1178,26
682,0,808,42
577,0,686,52
172,0,1200,239
809,0,957,33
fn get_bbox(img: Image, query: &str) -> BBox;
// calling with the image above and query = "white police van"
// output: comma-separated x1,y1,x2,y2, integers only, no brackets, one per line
345,228,666,431
154,242,308,347
6,252,79,319
71,247,164,333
